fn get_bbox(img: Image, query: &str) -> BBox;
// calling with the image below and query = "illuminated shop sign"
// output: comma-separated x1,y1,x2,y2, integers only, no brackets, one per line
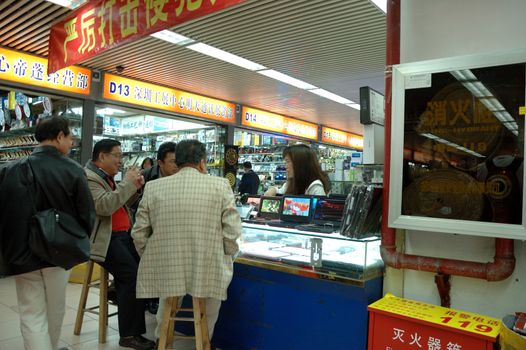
241,106,318,140
47,0,245,73
321,126,363,149
103,73,236,124
0,47,91,95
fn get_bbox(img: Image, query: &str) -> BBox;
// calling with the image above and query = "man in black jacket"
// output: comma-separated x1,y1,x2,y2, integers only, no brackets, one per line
238,161,260,195
0,116,95,350
142,141,177,182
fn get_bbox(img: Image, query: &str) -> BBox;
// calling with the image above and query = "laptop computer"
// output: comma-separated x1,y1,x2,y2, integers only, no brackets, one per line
243,196,282,223
266,195,312,229
296,197,346,233
246,195,262,210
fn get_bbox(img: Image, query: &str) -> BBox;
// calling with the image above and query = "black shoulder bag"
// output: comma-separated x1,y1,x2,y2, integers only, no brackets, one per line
26,158,90,270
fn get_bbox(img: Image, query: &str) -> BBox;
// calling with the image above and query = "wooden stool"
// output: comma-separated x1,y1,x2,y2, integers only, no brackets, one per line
158,296,211,350
73,260,117,343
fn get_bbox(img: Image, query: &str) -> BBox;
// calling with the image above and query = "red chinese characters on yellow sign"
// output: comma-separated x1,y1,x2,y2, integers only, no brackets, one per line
48,0,246,73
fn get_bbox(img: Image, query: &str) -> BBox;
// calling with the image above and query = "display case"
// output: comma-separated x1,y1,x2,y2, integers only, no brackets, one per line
239,223,383,282
214,223,384,350
0,90,83,164
94,106,226,176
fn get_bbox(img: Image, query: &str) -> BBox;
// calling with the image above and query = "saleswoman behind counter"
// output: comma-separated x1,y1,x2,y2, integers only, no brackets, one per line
265,144,330,196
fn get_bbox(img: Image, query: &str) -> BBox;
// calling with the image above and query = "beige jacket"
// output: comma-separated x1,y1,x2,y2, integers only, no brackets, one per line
85,166,139,262
131,167,242,301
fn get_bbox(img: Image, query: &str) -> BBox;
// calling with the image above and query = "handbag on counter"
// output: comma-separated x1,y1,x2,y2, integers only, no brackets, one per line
26,158,90,269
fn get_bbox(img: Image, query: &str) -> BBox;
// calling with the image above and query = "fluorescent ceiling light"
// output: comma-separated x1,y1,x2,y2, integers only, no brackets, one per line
421,133,484,158
369,0,387,13
46,0,87,9
345,103,361,110
145,117,206,131
309,88,354,104
96,108,126,115
187,43,266,71
258,69,317,90
450,70,477,81
151,30,195,45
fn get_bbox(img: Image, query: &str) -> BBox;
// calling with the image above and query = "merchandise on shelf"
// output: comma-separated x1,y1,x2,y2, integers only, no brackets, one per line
0,90,83,164
94,109,226,176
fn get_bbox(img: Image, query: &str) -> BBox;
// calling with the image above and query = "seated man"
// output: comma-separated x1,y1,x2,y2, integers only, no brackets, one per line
85,139,154,350
132,139,242,342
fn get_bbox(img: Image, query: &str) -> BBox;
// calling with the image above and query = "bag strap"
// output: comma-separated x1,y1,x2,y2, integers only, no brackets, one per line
22,157,38,214
26,157,55,211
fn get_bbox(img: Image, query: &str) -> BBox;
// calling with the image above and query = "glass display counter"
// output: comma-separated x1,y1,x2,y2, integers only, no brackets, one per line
239,223,383,283
213,223,384,350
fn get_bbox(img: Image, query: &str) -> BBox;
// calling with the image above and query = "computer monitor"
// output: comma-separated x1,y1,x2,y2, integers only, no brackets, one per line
258,196,282,220
312,198,346,226
280,195,312,223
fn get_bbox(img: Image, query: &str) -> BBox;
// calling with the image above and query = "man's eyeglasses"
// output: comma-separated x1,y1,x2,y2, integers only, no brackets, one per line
108,152,123,159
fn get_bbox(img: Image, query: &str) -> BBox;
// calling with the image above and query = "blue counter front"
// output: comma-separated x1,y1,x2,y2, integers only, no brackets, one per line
213,261,383,350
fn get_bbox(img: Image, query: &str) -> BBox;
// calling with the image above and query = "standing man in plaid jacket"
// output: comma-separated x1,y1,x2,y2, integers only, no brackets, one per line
131,139,241,341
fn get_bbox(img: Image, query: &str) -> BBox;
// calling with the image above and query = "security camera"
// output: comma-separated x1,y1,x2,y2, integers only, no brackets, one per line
116,65,125,73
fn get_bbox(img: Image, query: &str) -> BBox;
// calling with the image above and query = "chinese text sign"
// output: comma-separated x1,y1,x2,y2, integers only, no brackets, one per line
48,0,246,73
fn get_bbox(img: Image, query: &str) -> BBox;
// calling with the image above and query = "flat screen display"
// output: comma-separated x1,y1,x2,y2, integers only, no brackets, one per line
259,198,281,214
282,196,311,218
313,198,346,222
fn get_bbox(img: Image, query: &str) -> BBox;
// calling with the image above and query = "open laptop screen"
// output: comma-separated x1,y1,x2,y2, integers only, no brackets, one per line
281,196,312,223
258,196,282,219
313,198,346,224
246,196,261,210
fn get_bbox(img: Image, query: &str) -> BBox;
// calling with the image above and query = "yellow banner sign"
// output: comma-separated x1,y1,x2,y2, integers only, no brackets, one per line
519,106,526,115
103,73,236,124
241,106,318,140
0,47,91,95
321,126,363,149
369,294,501,338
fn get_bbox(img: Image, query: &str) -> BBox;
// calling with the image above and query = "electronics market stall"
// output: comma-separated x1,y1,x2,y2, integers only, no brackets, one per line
214,188,383,350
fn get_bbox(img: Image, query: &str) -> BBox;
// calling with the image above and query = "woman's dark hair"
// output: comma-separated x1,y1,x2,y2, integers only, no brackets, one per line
283,144,330,195
175,139,206,167
157,141,176,162
92,139,121,161
141,157,154,169
35,116,70,142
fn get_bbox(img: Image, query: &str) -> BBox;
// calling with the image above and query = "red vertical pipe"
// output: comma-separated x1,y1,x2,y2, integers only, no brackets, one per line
380,0,515,281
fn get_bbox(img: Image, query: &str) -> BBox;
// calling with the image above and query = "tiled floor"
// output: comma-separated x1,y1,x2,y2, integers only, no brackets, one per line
0,276,197,350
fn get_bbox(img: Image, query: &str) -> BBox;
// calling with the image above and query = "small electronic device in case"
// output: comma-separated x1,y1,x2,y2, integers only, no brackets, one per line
266,195,312,228
243,196,282,223
280,195,312,223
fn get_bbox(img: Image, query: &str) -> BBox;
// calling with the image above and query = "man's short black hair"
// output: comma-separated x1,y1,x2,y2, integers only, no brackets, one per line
243,161,252,169
35,117,70,142
92,139,121,161
157,141,176,162
175,139,206,167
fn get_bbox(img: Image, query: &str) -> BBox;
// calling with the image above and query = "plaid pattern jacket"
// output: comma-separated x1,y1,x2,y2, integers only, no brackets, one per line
131,167,242,300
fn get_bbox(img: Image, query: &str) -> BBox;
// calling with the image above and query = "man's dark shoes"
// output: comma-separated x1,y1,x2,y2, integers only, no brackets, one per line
119,335,156,350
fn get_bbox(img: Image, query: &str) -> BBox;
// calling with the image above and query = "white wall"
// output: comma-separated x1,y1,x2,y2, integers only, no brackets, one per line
391,0,526,318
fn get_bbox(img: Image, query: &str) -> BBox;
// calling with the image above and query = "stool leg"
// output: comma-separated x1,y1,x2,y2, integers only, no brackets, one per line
73,261,94,335
193,298,211,350
158,297,176,350
166,297,178,347
99,267,109,343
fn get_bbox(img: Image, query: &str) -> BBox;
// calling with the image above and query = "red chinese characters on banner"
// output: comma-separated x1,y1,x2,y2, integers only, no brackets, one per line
48,0,245,74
